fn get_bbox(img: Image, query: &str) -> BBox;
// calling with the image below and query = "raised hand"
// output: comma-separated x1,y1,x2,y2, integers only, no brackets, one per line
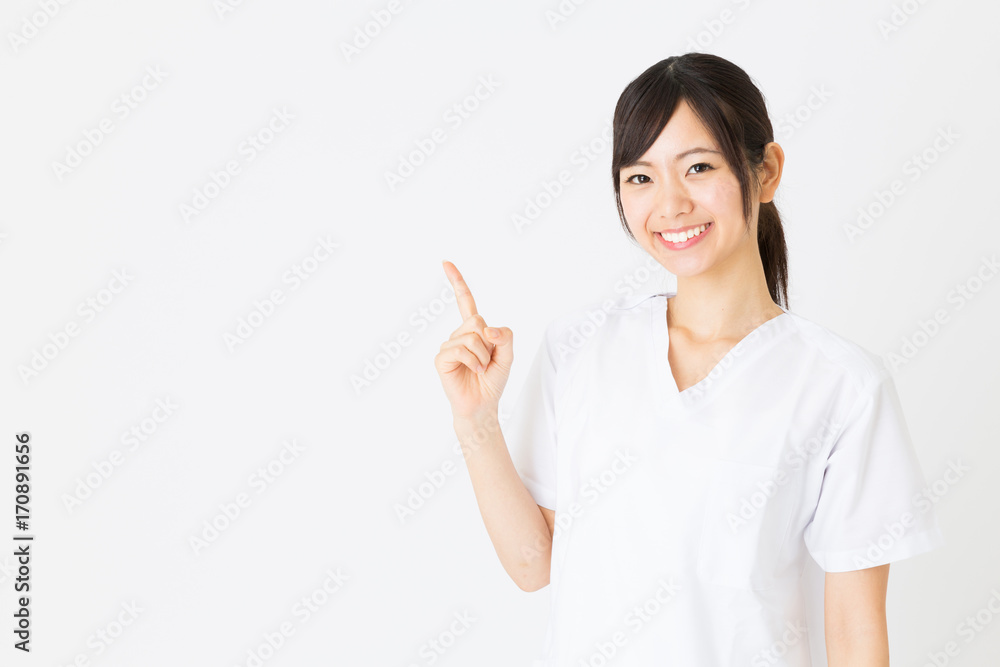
434,261,514,421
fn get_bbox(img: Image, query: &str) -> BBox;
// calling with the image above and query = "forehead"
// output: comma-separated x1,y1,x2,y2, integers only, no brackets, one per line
639,99,718,160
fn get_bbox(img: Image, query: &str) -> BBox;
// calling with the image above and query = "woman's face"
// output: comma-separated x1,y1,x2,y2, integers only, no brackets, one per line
619,98,760,280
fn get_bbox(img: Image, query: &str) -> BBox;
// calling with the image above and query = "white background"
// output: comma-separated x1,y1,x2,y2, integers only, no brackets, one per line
0,0,997,665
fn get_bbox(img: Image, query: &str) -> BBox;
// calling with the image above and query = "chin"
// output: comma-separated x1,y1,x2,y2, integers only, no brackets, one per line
659,256,713,279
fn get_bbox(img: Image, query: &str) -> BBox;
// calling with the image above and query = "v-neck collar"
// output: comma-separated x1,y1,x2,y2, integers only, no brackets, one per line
649,292,791,411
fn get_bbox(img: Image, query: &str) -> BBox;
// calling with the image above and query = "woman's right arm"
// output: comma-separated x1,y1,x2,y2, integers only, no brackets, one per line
435,260,554,592
453,412,555,592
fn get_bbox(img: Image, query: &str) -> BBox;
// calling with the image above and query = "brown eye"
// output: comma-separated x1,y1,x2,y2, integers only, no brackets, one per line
625,174,650,184
689,163,714,174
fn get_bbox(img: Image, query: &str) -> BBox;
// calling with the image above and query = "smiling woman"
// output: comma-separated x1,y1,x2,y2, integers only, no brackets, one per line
612,58,788,314
436,52,945,667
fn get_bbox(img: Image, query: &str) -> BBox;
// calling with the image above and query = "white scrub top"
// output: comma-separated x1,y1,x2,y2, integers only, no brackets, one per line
505,291,946,667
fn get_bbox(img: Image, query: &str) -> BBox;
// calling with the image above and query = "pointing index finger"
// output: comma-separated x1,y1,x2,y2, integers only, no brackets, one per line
442,260,479,321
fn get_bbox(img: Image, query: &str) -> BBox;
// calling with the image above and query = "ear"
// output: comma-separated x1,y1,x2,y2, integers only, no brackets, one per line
757,142,785,204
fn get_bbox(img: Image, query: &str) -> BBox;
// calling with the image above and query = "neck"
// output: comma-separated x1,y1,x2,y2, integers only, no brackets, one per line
667,250,782,342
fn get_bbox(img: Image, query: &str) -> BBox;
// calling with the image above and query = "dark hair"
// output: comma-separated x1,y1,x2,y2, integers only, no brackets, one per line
611,53,789,309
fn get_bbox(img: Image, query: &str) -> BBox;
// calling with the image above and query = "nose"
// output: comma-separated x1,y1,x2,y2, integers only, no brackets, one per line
654,175,694,220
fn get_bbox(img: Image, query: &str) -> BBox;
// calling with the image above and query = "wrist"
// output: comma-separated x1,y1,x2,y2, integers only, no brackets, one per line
452,410,503,458
452,409,499,432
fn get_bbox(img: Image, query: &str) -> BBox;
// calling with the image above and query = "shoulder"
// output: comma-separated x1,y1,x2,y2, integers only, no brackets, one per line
780,309,891,396
543,290,662,343
539,290,664,372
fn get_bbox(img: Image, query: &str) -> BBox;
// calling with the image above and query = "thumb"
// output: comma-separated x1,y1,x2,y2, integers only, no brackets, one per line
484,326,513,369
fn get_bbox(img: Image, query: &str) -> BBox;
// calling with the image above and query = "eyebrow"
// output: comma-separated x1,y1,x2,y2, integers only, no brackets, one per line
628,147,722,168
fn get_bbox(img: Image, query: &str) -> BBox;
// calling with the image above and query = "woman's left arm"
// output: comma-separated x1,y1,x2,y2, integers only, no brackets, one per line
825,564,891,667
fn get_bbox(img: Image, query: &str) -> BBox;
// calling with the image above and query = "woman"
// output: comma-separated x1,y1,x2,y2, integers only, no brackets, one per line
434,53,945,666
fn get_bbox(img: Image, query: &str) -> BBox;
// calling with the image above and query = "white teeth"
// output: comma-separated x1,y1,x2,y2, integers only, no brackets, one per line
659,223,710,244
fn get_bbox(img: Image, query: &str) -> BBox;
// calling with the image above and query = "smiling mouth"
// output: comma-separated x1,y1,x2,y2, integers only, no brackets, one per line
656,222,712,244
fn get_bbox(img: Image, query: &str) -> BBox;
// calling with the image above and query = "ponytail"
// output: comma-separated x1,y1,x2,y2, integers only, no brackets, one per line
756,201,789,310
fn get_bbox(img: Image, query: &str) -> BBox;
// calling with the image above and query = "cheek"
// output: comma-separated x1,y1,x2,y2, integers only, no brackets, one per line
694,187,721,212
690,183,743,240
709,178,743,217
619,193,646,234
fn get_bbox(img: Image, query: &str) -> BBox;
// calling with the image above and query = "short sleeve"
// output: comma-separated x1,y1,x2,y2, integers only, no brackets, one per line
803,370,946,572
503,322,559,510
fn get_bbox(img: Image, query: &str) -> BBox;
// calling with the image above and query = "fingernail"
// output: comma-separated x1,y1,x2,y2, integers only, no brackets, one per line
485,327,498,338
